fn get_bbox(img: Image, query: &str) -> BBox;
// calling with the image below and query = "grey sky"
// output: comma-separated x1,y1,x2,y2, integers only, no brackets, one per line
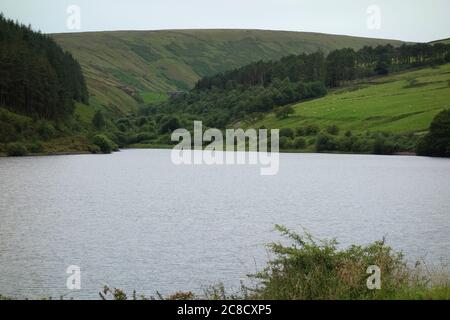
1,0,449,42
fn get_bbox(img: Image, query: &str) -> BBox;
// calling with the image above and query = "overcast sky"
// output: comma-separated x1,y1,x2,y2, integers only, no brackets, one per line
1,0,449,42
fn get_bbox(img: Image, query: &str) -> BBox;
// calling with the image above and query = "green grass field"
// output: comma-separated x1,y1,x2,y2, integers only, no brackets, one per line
251,63,450,134
53,29,403,114
140,91,169,104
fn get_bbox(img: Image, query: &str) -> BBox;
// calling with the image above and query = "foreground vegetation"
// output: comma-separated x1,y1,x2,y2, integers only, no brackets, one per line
6,226,445,301
95,226,449,300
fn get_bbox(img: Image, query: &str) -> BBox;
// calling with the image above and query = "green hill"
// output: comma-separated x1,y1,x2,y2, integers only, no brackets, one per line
430,38,450,44
52,29,404,114
250,63,450,135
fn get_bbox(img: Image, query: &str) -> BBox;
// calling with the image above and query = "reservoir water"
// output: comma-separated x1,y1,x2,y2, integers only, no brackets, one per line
0,149,449,299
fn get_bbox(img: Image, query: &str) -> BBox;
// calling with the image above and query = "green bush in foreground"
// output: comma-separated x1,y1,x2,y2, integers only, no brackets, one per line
249,225,418,299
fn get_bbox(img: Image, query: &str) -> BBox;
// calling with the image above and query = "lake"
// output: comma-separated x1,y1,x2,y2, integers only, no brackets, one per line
0,149,449,299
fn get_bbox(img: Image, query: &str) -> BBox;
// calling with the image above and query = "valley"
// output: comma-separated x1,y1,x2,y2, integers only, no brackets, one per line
52,29,404,115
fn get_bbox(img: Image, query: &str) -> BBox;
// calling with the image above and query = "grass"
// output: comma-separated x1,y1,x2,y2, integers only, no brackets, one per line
74,102,96,124
52,29,404,114
140,91,169,104
0,105,96,157
251,63,450,135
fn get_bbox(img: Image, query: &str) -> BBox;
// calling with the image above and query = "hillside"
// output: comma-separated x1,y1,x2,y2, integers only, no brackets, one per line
0,16,96,156
52,29,404,114
430,38,450,45
118,41,450,154
250,63,450,135
0,15,88,119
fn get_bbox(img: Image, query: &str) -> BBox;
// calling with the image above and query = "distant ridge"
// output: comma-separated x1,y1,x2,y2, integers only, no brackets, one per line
429,37,450,44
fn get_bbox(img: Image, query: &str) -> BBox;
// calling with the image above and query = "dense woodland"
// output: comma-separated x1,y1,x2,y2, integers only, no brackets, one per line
143,79,327,128
195,42,450,90
0,14,88,119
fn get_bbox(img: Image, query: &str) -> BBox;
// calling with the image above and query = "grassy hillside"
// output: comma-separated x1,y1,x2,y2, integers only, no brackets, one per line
250,63,450,135
52,29,403,114
431,38,450,44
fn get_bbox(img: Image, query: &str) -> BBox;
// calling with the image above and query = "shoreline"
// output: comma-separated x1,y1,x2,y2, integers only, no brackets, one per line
1,145,419,158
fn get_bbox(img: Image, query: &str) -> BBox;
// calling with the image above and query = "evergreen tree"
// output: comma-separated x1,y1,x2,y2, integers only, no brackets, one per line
0,15,88,120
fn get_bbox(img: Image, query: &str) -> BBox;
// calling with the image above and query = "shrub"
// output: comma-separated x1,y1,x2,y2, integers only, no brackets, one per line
92,134,118,154
326,124,340,135
337,136,368,153
117,123,128,132
135,116,148,127
27,142,44,154
249,225,427,300
316,133,338,152
372,138,399,155
116,118,132,127
7,142,28,157
417,109,450,157
306,81,328,98
305,124,319,136
0,121,17,146
293,137,307,149
88,144,101,154
279,128,295,138
279,136,293,149
110,131,128,148
275,105,294,119
37,120,55,140
128,132,155,144
159,116,181,134
296,127,307,136
92,110,106,129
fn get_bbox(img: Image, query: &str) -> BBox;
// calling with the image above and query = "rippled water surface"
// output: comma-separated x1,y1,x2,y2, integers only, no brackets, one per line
0,150,449,298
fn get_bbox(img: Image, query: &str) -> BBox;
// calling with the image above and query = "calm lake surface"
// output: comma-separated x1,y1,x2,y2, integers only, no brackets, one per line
0,149,449,299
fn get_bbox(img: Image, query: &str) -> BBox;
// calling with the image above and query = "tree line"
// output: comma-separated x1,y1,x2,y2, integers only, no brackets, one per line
0,14,88,120
143,79,327,128
148,42,450,130
195,42,450,90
